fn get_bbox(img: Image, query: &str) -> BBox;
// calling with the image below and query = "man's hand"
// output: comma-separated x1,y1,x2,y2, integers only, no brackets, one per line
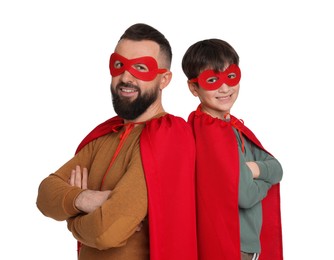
75,189,111,213
69,165,111,213
69,165,88,189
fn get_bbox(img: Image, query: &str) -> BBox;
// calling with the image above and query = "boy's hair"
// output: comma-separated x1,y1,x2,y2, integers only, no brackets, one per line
182,39,239,80
120,23,172,69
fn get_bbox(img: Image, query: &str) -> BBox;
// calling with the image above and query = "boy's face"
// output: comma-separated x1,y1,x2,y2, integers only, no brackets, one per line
188,65,240,119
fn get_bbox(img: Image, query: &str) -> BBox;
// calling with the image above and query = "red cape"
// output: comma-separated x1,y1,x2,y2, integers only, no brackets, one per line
188,107,283,260
75,114,198,260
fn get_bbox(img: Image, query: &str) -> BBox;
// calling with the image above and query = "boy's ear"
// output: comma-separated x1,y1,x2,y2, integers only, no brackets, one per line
187,81,199,97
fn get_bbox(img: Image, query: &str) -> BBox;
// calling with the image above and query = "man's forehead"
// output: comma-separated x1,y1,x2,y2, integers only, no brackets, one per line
114,39,160,60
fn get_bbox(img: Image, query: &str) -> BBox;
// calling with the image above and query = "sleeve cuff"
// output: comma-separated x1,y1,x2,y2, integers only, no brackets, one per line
64,187,84,216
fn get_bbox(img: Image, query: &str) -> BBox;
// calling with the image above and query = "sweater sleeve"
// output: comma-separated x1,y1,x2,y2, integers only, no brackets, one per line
238,147,272,209
36,152,89,221
253,146,283,185
66,143,148,250
37,174,83,220
235,129,281,209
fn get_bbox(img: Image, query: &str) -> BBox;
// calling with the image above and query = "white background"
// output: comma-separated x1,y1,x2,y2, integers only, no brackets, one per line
1,0,333,259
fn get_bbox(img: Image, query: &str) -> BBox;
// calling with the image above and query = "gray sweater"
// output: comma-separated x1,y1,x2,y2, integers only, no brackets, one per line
234,128,283,254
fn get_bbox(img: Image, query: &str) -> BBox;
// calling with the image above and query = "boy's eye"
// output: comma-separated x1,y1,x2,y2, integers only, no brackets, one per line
228,72,237,79
207,77,218,83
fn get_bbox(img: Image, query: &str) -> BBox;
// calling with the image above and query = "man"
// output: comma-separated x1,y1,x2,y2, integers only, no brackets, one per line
37,23,197,260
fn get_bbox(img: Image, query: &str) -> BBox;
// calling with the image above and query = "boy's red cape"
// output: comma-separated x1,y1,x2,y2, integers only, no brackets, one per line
75,114,198,260
188,106,283,260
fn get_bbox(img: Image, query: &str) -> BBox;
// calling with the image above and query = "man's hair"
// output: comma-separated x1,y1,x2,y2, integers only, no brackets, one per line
182,39,239,80
120,23,172,69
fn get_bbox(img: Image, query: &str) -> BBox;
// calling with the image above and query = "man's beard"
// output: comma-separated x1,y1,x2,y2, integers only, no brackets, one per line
111,82,159,120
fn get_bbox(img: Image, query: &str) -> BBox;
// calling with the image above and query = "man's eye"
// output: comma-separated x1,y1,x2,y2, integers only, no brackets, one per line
114,61,123,69
206,77,218,83
228,73,237,79
133,64,149,72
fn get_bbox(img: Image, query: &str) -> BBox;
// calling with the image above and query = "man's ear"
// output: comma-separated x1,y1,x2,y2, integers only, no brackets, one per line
159,71,172,90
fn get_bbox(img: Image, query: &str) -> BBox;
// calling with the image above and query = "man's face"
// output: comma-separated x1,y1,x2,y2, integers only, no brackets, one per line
110,39,166,120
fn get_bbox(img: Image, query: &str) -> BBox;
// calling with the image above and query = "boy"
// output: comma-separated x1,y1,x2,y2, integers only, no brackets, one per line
182,39,283,260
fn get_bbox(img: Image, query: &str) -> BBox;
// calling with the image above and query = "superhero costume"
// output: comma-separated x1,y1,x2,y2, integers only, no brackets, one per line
188,106,283,260
75,114,198,260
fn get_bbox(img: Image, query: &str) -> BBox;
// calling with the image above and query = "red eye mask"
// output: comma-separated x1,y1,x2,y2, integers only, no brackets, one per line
109,53,167,81
189,64,241,90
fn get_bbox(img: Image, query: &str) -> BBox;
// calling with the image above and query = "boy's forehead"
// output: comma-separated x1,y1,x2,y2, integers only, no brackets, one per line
201,63,231,73
114,39,160,60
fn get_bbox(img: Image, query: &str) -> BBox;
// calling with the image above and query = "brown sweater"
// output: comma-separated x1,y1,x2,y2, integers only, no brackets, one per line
37,124,149,259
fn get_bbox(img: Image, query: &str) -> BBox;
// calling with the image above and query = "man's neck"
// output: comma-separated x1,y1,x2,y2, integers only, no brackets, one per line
124,106,166,124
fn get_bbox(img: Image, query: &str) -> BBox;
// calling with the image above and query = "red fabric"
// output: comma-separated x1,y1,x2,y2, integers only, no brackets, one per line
109,53,167,81
75,116,124,154
188,107,283,260
230,115,283,260
75,114,198,260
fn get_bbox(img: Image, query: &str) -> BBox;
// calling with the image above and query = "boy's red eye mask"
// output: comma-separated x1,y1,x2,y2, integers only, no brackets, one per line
189,64,241,90
109,53,167,81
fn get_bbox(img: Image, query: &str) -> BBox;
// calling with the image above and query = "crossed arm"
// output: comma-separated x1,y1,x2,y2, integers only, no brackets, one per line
68,165,143,242
68,165,111,213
